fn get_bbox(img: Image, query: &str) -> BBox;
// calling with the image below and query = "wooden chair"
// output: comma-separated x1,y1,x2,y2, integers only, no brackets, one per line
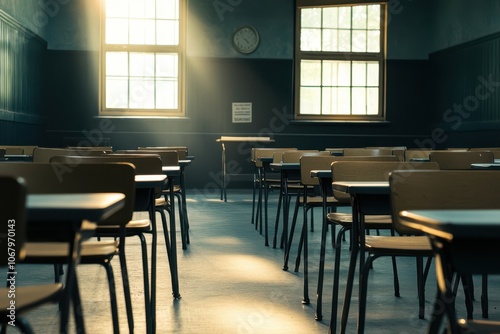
0,175,64,334
138,146,188,159
329,161,439,333
50,154,163,333
390,170,500,333
0,163,136,333
251,148,297,246
116,149,190,249
366,146,407,161
430,151,494,169
0,145,38,155
404,149,433,161
343,148,393,157
32,147,109,162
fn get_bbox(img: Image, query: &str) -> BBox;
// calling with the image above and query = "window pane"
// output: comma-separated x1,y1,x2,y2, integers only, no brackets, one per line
106,18,129,44
338,29,351,52
367,87,379,114
106,52,128,76
352,30,367,52
300,87,321,114
337,87,351,114
338,7,351,29
302,8,321,28
156,79,178,109
130,0,155,19
157,20,179,45
156,53,178,78
352,87,366,114
157,0,179,19
367,5,380,29
106,0,129,18
352,6,367,29
129,19,155,45
130,53,155,77
130,78,155,109
367,30,380,52
301,60,321,86
106,78,128,108
352,62,366,87
301,28,321,51
367,62,379,86
337,62,351,86
323,7,338,29
323,29,338,52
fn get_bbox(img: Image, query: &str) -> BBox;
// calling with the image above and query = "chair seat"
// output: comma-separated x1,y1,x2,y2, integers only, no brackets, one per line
0,284,63,315
24,240,119,259
95,219,151,233
365,235,432,252
327,212,393,227
155,197,169,207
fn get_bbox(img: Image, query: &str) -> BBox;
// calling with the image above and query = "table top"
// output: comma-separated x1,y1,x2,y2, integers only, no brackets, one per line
216,136,274,142
470,163,500,169
161,166,181,175
400,209,500,240
270,162,300,170
332,181,390,195
27,193,125,222
135,174,168,188
310,169,330,178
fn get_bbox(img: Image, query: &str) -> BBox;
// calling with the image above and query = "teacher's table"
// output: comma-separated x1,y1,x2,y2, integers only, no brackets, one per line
216,136,274,202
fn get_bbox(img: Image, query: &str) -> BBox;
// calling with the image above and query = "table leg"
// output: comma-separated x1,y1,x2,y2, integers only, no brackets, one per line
220,143,227,202
169,175,181,299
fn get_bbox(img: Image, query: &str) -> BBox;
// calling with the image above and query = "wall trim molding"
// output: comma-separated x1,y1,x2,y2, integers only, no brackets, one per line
0,110,46,125
0,9,46,46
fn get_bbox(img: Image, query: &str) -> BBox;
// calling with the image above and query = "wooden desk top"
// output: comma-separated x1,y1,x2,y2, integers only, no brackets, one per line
135,174,168,188
270,162,300,170
332,181,390,195
470,163,500,169
216,136,274,142
400,209,500,240
27,193,125,222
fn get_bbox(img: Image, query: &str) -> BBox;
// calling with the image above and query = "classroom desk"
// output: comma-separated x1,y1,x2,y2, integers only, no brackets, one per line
471,163,500,169
136,172,177,334
270,162,300,264
216,136,274,202
310,169,332,319
27,192,126,334
399,209,500,334
331,181,390,334
255,156,276,246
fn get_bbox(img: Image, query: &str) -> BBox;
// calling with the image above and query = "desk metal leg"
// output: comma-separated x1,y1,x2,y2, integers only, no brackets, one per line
220,143,227,202
169,176,181,299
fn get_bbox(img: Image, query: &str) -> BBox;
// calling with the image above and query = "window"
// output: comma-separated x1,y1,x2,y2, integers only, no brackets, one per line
295,1,386,121
101,0,185,116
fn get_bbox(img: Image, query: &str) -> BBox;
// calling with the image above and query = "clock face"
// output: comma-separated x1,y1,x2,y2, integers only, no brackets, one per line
232,26,259,54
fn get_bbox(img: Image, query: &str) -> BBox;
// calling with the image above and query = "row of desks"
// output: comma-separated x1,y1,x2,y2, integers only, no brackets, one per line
268,162,500,333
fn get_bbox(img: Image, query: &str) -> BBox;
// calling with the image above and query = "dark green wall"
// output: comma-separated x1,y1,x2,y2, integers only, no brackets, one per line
2,0,500,188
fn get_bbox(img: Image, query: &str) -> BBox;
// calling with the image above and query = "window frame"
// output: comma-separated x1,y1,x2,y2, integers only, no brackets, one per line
99,0,186,117
294,0,387,122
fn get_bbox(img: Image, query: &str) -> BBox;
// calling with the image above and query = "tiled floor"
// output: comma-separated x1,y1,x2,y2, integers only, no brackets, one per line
12,190,500,333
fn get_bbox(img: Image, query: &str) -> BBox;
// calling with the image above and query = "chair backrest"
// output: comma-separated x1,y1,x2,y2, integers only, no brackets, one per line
137,146,188,159
0,146,38,155
390,170,500,236
429,151,494,169
252,148,297,167
331,161,439,202
469,147,500,159
0,176,27,264
366,147,407,161
299,155,399,186
343,148,393,157
404,149,433,161
67,146,113,153
0,163,135,227
116,150,179,167
32,147,109,163
282,150,322,163
50,154,163,175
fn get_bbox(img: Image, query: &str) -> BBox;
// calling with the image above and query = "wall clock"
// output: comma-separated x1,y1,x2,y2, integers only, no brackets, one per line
232,26,260,54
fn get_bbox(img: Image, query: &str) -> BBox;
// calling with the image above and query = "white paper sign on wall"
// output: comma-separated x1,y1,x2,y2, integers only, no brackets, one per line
232,102,252,123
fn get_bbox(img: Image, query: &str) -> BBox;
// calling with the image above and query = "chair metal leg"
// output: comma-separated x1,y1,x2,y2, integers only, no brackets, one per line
103,262,120,334
482,274,489,318
272,190,283,249
118,236,134,333
327,226,348,331
138,233,152,334
283,194,301,271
